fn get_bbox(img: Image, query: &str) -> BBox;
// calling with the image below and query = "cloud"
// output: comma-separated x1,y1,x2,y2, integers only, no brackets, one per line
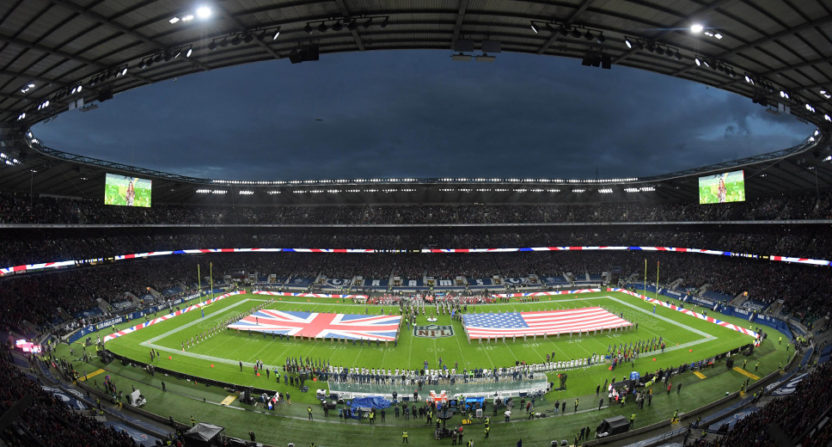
33,51,814,180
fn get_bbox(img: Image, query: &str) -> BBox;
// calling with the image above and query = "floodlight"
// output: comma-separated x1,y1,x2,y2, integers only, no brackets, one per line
690,23,704,34
195,6,212,20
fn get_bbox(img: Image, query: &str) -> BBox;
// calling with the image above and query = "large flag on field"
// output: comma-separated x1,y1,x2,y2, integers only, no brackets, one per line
228,309,401,341
462,307,631,340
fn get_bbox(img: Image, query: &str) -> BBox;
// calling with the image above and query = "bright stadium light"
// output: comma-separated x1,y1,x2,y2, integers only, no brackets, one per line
624,38,632,49
169,17,180,24
530,22,538,34
186,47,193,58
690,23,704,34
196,6,212,20
694,57,701,67
825,114,831,122
182,14,194,22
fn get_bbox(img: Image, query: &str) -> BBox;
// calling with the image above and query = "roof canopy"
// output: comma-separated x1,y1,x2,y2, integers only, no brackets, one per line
2,0,831,127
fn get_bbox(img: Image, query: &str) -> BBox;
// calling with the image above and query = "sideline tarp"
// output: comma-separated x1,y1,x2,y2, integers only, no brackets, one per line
349,396,391,410
184,423,224,443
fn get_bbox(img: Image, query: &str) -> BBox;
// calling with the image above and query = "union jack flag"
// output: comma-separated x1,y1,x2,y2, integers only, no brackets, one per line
228,310,401,341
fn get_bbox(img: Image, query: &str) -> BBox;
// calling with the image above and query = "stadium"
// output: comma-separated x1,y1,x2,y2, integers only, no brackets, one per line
1,1,831,447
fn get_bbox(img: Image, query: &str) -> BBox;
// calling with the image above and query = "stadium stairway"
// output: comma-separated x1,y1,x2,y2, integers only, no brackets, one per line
146,287,162,300
728,294,747,308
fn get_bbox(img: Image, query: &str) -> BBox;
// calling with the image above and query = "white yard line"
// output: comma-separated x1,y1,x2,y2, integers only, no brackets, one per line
601,295,714,338
142,298,265,345
136,293,716,370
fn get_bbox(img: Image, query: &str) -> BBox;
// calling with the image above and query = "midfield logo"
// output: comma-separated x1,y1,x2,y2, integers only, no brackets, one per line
414,324,454,338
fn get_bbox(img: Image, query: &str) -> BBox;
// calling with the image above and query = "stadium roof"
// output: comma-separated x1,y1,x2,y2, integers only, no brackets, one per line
2,0,832,127
0,0,831,203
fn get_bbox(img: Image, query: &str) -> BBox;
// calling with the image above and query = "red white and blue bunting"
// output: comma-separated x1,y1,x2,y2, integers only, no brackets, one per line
101,291,245,343
1,246,828,278
608,288,759,339
253,290,368,299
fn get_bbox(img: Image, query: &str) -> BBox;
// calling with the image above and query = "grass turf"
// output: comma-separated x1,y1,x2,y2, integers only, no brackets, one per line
59,290,791,446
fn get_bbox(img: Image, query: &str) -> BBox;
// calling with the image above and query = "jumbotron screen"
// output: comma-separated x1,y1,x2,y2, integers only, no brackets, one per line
698,170,745,204
104,173,152,207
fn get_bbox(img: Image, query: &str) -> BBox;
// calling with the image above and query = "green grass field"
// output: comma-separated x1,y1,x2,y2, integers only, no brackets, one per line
102,292,757,382
59,291,791,446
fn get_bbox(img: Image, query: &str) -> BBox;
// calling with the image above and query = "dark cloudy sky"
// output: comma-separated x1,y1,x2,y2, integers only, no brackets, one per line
33,50,814,181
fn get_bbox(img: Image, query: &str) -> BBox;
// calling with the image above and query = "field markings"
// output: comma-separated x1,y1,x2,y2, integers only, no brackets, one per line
78,368,106,382
600,295,714,338
452,332,468,367
133,292,721,371
142,298,267,345
732,367,760,381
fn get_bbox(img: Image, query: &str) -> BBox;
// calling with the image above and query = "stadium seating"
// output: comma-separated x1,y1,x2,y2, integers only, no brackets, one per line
0,350,138,447
1,249,830,336
690,363,832,447
1,190,831,225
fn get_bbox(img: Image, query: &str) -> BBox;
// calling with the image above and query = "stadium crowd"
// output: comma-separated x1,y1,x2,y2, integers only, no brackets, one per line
1,190,831,225
0,348,137,447
691,362,832,447
1,223,831,268
1,249,830,338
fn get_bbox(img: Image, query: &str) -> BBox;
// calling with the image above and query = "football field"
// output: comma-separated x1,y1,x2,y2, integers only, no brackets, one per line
62,289,792,446
100,290,760,396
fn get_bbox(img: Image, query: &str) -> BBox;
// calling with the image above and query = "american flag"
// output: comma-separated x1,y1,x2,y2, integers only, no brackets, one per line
228,310,401,341
462,307,631,340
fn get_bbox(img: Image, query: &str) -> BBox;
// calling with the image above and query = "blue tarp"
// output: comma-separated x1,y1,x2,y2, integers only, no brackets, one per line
349,396,391,410
464,397,484,410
